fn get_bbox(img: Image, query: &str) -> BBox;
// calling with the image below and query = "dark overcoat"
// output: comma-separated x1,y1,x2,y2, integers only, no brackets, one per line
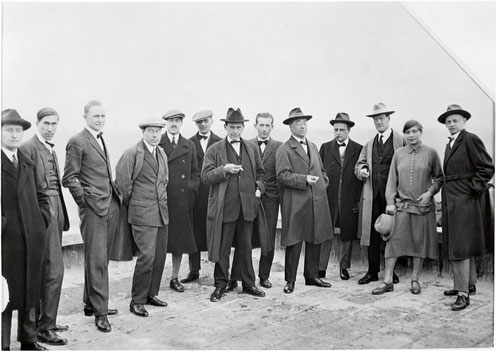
1,151,50,309
159,134,200,254
319,138,363,241
442,129,494,260
276,136,333,247
189,131,222,251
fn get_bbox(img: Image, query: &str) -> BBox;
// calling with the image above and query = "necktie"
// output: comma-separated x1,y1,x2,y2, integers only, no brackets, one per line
447,136,454,152
379,135,384,146
46,141,55,154
97,132,107,156
12,154,18,168
172,136,176,147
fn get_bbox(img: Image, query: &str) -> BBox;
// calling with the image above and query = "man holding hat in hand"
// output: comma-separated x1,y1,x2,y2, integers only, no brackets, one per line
115,118,169,317
438,104,494,311
276,107,333,294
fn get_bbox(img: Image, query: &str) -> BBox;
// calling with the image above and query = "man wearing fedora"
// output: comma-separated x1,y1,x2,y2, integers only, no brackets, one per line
20,108,70,346
202,107,266,302
182,110,222,284
62,100,121,332
159,109,200,293
355,103,405,285
319,112,363,281
2,109,50,351
438,104,494,311
115,118,170,317
276,107,333,293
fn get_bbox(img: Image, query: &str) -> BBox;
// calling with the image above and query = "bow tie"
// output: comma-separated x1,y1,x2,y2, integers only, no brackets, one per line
338,142,346,147
230,140,240,144
299,140,307,145
97,132,103,139
448,136,454,143
199,135,208,140
258,140,268,145
46,141,55,148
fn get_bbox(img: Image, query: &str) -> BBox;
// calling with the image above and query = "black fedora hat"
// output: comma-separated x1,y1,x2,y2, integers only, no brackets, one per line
283,107,312,125
437,104,471,124
330,112,355,127
220,108,249,123
2,109,31,130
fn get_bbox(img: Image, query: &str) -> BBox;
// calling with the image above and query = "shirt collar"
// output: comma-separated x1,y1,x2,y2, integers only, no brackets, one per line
407,141,423,153
199,131,211,139
378,128,392,141
85,126,101,140
449,131,461,144
2,148,17,161
258,137,270,142
143,140,156,153
227,136,241,144
167,132,180,142
292,135,306,144
338,137,349,146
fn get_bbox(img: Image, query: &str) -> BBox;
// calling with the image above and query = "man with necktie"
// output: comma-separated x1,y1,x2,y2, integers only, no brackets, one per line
62,100,121,332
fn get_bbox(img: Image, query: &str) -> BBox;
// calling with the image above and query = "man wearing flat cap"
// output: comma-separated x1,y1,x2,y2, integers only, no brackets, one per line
2,109,50,351
202,107,266,302
159,109,200,293
319,112,363,281
355,103,405,286
181,110,222,284
115,118,169,317
276,107,333,294
62,100,121,332
20,108,70,346
438,104,494,311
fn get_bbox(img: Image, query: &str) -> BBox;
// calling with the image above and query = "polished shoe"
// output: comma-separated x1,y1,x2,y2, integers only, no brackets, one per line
318,270,326,278
372,281,394,295
410,280,421,295
444,285,476,296
147,295,167,307
129,301,149,317
169,278,185,293
393,272,400,284
84,305,118,316
452,294,470,311
180,271,200,284
210,287,225,302
283,281,295,294
358,272,379,285
340,269,350,280
95,315,111,332
242,286,266,297
52,324,69,332
225,279,238,292
37,329,68,346
305,278,331,288
259,278,272,288
20,342,47,350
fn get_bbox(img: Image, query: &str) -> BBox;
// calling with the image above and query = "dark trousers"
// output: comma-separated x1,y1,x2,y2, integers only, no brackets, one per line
285,241,320,282
368,193,386,274
214,217,255,289
131,225,168,303
2,305,36,348
258,196,279,279
37,195,65,332
188,251,201,274
79,195,120,317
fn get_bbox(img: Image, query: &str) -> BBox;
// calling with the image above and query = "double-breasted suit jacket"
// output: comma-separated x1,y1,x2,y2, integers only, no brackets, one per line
159,133,200,254
442,129,494,260
319,138,363,241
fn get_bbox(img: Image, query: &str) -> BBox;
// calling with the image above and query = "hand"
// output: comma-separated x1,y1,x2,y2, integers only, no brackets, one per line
255,189,261,198
416,191,432,206
306,175,319,185
385,205,396,215
359,168,370,180
223,163,243,174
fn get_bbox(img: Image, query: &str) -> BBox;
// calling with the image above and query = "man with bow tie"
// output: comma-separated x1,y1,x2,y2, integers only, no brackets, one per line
62,101,121,333
20,108,70,346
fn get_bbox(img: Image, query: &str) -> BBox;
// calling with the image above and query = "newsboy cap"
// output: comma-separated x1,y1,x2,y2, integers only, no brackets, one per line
138,117,166,130
437,104,471,124
192,110,213,122
162,109,185,120
2,109,31,130
37,107,59,121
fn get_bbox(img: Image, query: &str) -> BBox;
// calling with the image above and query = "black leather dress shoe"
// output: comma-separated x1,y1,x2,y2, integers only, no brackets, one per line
259,278,272,288
210,287,225,302
37,329,68,346
130,301,149,317
147,295,167,307
242,286,266,297
225,279,238,292
444,285,476,296
180,271,200,284
340,269,350,280
452,294,470,311
20,342,47,350
318,270,326,278
358,273,379,285
305,278,331,288
393,272,400,284
284,282,295,294
169,278,185,292
95,316,111,332
52,324,69,332
84,306,118,316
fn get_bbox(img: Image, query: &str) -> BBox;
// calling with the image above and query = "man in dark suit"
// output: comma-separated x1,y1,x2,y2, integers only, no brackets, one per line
355,103,405,285
319,113,363,281
20,108,70,346
202,108,266,302
438,104,494,311
276,107,333,294
62,100,121,332
116,118,169,317
158,109,200,293
2,109,50,351
182,110,222,284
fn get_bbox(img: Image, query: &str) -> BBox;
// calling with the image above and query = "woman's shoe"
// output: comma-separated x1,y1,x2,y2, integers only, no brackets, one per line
410,280,421,294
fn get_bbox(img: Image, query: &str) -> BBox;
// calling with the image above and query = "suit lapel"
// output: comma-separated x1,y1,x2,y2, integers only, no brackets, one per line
330,140,341,165
343,140,357,169
1,151,18,180
33,136,50,175
263,138,278,163
167,135,189,162
83,128,106,160
16,151,32,194
289,136,309,164
444,130,465,167
193,134,205,158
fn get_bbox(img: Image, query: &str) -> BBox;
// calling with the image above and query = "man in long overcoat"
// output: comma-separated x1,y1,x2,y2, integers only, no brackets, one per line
1,109,50,351
116,118,169,317
438,104,494,311
354,103,405,285
319,113,363,281
276,107,333,294
158,109,200,293
202,107,266,302
182,110,222,284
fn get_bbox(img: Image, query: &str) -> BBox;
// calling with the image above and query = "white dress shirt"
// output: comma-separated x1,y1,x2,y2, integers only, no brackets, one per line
2,147,18,164
257,137,269,154
227,136,241,156
292,135,308,154
199,131,211,152
377,128,392,144
143,139,156,157
85,126,104,150
337,137,349,156
449,131,461,148
167,132,180,145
